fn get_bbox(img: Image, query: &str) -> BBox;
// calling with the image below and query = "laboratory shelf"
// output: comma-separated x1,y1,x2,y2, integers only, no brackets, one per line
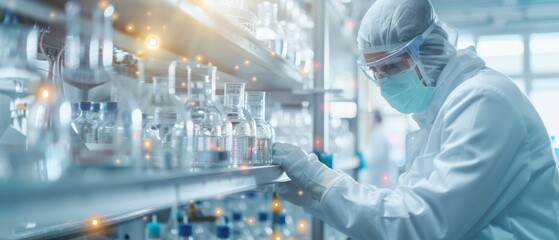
0,165,289,240
0,0,309,91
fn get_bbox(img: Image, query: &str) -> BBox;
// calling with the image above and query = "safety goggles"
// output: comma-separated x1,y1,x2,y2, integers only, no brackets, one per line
358,19,438,84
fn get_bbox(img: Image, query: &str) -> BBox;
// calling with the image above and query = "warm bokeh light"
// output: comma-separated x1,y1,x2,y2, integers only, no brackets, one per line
146,35,160,49
240,163,250,174
272,198,282,213
146,25,151,30
251,76,257,82
244,60,250,65
143,139,153,150
296,220,308,234
115,159,121,165
126,24,134,32
246,217,255,225
162,25,167,30
272,232,284,240
35,83,55,103
144,153,151,161
147,11,152,16
196,55,204,62
214,207,223,217
182,57,188,62
92,219,99,226
98,0,108,9
234,65,240,70
298,190,304,196
49,11,56,19
208,62,213,66
313,136,324,150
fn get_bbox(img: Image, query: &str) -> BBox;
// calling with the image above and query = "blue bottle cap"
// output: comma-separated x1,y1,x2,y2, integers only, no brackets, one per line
216,225,230,238
246,191,257,198
178,223,192,237
232,212,242,221
147,222,161,238
79,101,91,111
91,102,101,111
275,214,286,225
258,212,268,222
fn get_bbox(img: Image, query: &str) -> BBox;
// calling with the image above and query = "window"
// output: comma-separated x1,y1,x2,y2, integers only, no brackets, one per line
477,35,524,75
457,32,475,49
530,79,559,135
530,33,559,74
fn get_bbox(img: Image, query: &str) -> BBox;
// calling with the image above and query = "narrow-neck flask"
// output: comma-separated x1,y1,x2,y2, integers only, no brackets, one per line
187,65,231,169
245,92,274,164
224,83,256,166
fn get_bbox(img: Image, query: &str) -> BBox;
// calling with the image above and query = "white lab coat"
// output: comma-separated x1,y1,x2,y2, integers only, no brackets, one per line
306,48,559,239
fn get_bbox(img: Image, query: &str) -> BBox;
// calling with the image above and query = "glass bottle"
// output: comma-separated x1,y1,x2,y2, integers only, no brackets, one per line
274,214,292,239
224,83,256,166
245,92,274,165
186,65,231,169
73,101,91,142
97,102,117,144
85,102,101,143
146,215,162,240
141,77,183,171
231,212,255,240
253,212,273,240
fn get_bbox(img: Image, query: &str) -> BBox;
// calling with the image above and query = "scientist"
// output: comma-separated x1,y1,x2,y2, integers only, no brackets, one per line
272,0,559,239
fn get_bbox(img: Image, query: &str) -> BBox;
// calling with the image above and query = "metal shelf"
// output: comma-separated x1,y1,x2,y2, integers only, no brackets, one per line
0,0,309,91
0,165,288,240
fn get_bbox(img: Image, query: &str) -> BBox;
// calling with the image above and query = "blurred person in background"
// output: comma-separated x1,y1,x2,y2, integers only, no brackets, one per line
358,110,397,188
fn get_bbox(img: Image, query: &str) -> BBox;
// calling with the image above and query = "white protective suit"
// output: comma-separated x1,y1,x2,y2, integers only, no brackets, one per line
273,47,559,239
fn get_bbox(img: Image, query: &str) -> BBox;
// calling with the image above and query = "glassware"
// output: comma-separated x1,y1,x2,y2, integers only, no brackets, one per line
245,92,274,165
141,77,185,171
72,101,91,142
224,83,256,166
255,2,284,55
24,82,72,183
0,25,41,144
253,212,273,240
64,2,142,170
186,65,232,169
231,212,255,240
85,102,101,143
97,101,117,143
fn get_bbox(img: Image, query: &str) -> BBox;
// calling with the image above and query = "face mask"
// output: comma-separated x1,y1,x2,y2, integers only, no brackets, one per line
379,68,434,114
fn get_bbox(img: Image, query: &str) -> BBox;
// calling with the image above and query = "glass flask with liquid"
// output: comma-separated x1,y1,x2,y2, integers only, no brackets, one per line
245,91,274,165
187,65,232,169
255,1,284,55
141,77,186,171
224,83,256,166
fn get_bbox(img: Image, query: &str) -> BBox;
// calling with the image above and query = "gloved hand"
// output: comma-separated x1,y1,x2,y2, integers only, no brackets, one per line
272,143,345,204
276,181,318,208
